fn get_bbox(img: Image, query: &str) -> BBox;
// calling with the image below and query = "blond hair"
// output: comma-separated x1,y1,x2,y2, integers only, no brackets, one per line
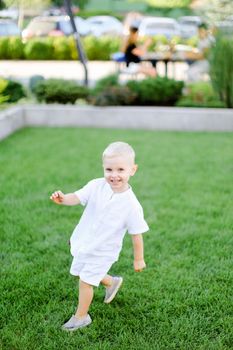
102,142,135,163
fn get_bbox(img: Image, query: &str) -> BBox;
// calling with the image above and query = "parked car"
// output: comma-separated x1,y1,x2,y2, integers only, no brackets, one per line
178,16,202,38
215,20,233,35
22,15,88,41
85,16,123,36
22,16,72,40
226,15,233,22
215,15,233,35
0,6,18,20
0,19,21,36
74,16,90,36
138,17,180,39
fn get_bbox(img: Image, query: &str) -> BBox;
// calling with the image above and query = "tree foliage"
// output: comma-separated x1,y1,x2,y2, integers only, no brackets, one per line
51,0,89,10
4,0,50,10
196,0,233,22
130,0,192,8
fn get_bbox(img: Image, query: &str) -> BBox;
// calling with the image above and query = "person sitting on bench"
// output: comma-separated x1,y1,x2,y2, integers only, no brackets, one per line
121,26,157,77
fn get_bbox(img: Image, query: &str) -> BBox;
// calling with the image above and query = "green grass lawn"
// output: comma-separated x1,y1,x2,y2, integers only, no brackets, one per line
0,127,232,350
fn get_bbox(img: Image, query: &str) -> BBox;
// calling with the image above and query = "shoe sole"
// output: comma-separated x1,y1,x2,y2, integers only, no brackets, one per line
104,277,123,304
62,320,92,331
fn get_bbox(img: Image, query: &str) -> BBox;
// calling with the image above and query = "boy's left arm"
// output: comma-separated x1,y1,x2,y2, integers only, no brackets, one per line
131,234,146,272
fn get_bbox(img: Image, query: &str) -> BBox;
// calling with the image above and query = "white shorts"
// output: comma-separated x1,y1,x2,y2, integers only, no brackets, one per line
70,257,113,287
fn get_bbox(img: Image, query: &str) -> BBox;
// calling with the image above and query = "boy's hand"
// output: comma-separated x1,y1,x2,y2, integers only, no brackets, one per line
50,190,64,204
134,259,146,272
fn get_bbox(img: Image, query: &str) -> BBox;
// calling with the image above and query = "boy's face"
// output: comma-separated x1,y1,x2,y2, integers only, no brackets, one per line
103,155,137,193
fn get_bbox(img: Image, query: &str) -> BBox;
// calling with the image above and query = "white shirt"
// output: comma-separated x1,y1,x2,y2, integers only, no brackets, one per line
70,178,149,263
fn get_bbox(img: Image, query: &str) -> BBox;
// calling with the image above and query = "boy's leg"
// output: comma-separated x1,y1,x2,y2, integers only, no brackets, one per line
62,279,93,331
75,279,94,318
101,274,113,287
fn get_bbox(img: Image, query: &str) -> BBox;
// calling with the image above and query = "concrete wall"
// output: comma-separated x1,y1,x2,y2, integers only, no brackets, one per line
0,106,25,140
0,105,233,141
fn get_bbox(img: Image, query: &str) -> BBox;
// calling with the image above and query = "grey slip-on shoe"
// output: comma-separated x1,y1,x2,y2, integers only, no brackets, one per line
104,276,123,304
62,314,92,331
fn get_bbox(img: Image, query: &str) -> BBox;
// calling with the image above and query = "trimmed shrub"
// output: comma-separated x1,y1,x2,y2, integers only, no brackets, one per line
0,37,10,59
7,37,25,59
0,37,23,59
0,36,198,60
34,79,89,104
91,74,119,96
83,35,120,60
68,36,79,60
91,86,136,106
0,78,9,104
29,75,45,94
24,39,54,60
127,77,184,106
176,82,225,108
2,79,26,102
210,36,233,108
52,37,72,60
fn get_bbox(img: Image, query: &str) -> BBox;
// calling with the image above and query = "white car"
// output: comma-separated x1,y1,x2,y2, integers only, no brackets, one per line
178,16,202,38
215,13,233,35
74,17,90,36
226,15,233,22
138,17,180,39
0,6,18,20
85,16,123,37
22,15,89,40
216,20,233,35
0,19,21,36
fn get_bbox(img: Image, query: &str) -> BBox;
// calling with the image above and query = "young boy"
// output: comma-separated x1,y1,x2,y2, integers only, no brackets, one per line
50,141,149,331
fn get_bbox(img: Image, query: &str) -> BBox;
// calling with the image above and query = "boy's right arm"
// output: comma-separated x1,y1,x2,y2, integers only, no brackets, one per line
50,190,80,206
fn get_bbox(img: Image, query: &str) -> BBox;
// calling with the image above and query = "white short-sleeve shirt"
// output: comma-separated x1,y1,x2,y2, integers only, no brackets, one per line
70,178,149,263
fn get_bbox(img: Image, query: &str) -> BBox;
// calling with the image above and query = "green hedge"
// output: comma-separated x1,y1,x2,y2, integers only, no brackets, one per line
0,78,26,103
127,77,184,106
0,37,24,59
0,35,197,61
0,36,121,61
24,39,54,60
176,81,226,108
0,78,9,104
34,79,89,104
2,74,227,108
31,75,184,106
90,75,184,106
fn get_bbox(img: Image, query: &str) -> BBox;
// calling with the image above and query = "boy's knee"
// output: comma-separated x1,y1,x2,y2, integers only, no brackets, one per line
79,279,93,288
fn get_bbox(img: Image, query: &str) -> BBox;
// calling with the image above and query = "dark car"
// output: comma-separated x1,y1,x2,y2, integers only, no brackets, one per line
0,19,21,36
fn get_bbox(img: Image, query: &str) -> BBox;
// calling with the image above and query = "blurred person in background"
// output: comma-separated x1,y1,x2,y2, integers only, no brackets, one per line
186,23,214,81
121,25,157,77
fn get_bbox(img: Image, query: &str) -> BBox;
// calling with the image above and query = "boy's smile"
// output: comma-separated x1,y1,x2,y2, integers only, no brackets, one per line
103,156,137,193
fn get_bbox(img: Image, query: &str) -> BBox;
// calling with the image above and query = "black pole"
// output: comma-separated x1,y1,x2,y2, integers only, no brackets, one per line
64,0,88,86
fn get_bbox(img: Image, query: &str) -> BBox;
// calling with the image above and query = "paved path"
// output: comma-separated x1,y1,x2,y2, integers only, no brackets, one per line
1,60,189,86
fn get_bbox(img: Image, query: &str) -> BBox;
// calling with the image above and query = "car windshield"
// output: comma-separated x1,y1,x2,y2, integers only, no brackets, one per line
180,20,197,26
89,20,104,25
147,23,175,30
